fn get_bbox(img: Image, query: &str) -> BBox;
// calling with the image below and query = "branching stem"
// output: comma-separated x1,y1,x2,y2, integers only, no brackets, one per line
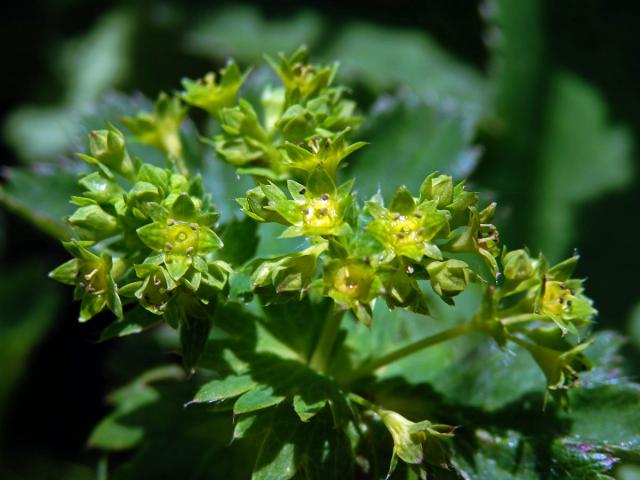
341,322,477,385
309,307,344,373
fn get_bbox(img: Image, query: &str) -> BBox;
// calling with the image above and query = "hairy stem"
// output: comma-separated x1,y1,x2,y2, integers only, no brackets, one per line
341,323,477,385
309,307,344,374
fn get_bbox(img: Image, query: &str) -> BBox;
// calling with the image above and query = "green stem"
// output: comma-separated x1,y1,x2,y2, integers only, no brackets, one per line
348,392,378,412
500,313,547,326
341,323,477,385
309,308,344,374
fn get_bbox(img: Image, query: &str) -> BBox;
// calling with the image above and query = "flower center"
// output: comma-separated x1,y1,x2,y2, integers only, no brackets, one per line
302,196,337,230
78,262,108,294
390,215,424,248
542,280,574,315
333,262,373,301
166,221,199,255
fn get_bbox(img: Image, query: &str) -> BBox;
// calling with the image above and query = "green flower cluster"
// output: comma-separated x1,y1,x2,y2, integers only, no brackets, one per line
240,163,498,323
194,46,363,180
47,47,601,476
50,127,229,332
475,249,597,404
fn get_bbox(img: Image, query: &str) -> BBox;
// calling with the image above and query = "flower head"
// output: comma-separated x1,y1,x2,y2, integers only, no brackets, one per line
49,241,122,322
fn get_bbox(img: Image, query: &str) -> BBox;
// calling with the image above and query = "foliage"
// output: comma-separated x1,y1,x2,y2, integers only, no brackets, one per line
1,2,638,480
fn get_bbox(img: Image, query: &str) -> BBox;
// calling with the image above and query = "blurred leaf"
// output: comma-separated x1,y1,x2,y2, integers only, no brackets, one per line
326,22,488,113
0,92,182,240
57,10,133,104
629,302,640,351
618,465,640,480
202,153,255,223
453,429,539,480
217,217,259,266
89,366,184,451
346,94,480,200
0,265,58,429
185,5,324,63
484,0,544,144
3,10,133,164
533,73,634,260
0,166,77,240
563,383,640,456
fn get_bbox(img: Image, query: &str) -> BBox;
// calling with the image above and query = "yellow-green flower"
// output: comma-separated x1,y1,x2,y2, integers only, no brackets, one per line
136,193,223,281
49,241,123,322
366,186,450,262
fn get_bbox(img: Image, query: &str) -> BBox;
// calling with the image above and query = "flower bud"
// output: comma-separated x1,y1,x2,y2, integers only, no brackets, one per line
68,204,119,241
503,249,534,282
378,409,455,473
427,259,480,301
276,105,315,143
419,173,453,208
87,127,135,180
49,241,122,321
181,61,248,117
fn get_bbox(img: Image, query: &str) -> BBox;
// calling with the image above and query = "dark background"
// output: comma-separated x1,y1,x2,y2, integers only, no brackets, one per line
1,0,638,477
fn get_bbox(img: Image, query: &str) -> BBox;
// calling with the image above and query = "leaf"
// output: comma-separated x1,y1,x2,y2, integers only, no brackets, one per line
234,386,286,415
533,73,634,260
3,10,133,164
452,429,540,480
346,94,480,200
218,217,259,266
185,5,324,63
202,152,255,223
484,0,544,142
0,265,59,428
197,304,351,425
100,307,161,341
293,393,327,422
193,374,256,404
89,366,184,451
629,301,640,352
252,416,299,480
251,408,354,480
326,22,488,113
563,383,640,456
0,166,78,240
179,310,211,372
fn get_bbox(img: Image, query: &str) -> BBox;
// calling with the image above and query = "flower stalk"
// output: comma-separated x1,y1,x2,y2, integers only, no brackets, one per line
340,322,478,385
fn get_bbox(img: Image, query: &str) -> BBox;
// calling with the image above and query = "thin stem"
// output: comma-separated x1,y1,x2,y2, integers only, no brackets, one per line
309,308,344,373
170,153,189,178
341,323,477,385
500,313,547,326
348,392,378,412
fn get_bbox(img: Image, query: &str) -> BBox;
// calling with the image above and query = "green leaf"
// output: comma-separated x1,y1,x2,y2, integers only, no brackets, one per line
485,0,544,143
3,10,133,164
563,383,640,455
0,265,58,428
100,307,161,341
185,5,324,63
89,366,184,451
192,374,257,404
178,308,211,372
0,166,77,240
234,386,286,415
346,94,479,200
218,218,259,266
326,22,488,112
293,393,327,422
532,73,634,260
252,417,298,480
